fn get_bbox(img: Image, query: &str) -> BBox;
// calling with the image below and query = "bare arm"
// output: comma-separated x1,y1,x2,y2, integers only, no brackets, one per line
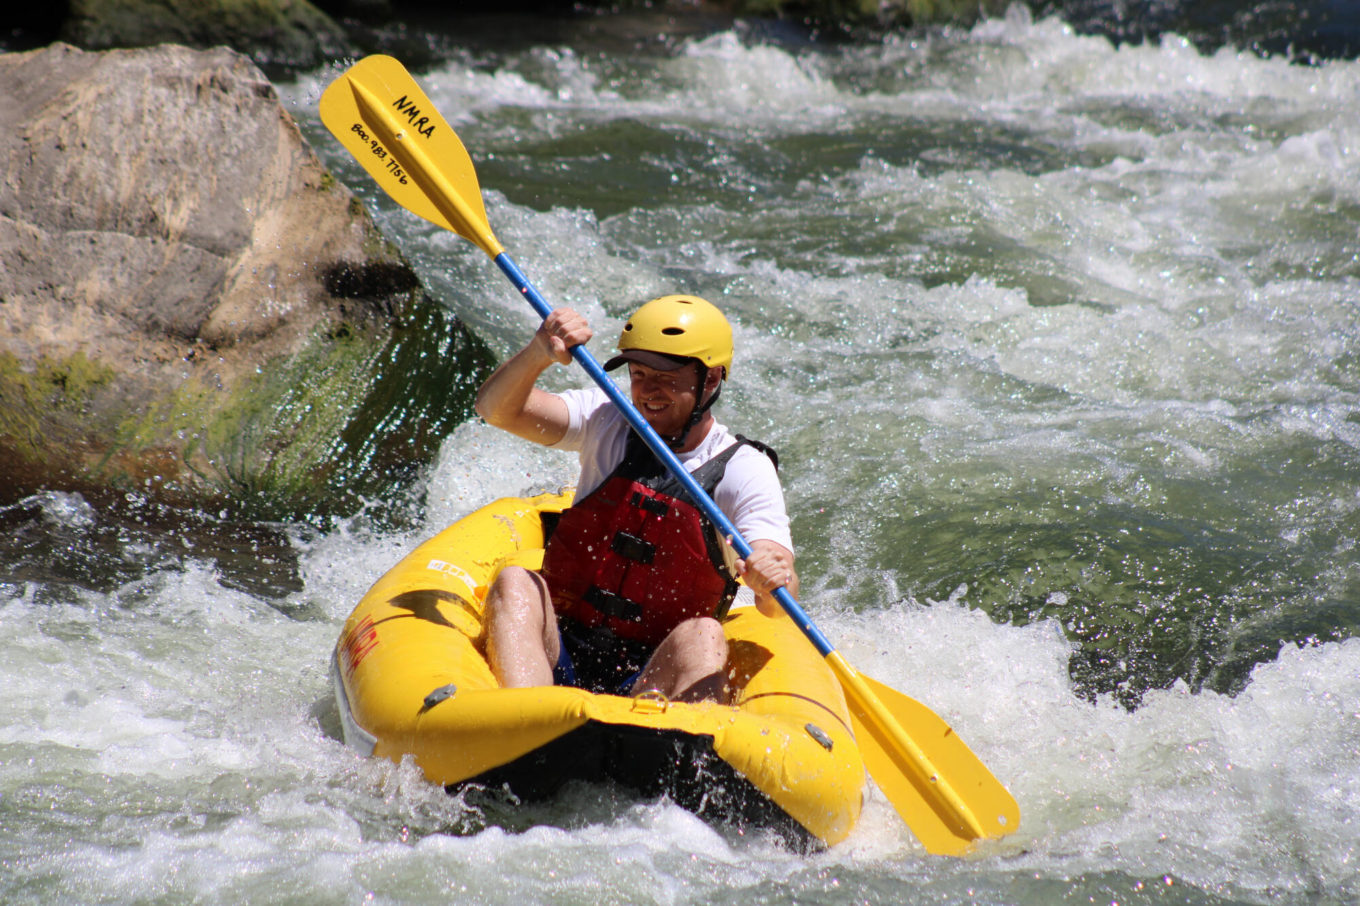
736,539,798,618
474,309,592,445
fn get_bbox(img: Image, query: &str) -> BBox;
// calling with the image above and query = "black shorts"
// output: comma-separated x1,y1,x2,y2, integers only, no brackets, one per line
553,618,655,695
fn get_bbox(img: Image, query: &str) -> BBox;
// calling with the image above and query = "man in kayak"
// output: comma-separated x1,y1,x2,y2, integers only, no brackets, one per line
475,295,797,704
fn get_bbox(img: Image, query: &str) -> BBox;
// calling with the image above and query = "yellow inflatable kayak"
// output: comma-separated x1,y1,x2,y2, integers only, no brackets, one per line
331,492,865,848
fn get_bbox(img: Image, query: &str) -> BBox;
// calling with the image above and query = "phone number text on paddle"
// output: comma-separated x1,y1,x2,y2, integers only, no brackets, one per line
349,122,409,185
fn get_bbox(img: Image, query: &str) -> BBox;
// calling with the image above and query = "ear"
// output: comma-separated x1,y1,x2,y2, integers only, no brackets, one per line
703,365,724,392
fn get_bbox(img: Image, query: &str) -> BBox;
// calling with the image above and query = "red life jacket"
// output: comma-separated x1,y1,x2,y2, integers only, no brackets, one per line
540,431,777,647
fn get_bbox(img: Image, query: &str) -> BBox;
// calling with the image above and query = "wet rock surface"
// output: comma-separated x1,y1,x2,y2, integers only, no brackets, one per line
0,43,491,517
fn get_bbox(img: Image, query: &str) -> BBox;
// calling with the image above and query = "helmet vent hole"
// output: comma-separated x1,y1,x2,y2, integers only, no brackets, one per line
661,327,685,335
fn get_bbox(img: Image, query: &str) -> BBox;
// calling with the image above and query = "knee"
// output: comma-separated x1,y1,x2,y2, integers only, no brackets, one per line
675,616,725,642
671,617,728,667
492,565,536,590
486,566,550,618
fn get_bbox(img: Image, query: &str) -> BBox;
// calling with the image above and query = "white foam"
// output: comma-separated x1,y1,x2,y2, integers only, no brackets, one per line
822,596,1360,893
18,15,1356,903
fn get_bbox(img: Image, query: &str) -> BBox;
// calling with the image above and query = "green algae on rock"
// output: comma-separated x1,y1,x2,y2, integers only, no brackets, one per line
0,43,493,518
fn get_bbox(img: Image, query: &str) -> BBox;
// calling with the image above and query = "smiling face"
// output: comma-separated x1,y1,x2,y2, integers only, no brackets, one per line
627,360,728,449
628,362,701,438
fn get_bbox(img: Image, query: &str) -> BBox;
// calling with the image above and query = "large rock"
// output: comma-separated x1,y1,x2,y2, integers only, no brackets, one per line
60,0,352,69
0,43,493,518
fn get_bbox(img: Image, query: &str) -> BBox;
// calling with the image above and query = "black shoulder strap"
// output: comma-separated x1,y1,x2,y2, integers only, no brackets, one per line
609,430,780,603
614,428,669,484
614,429,780,499
734,433,779,471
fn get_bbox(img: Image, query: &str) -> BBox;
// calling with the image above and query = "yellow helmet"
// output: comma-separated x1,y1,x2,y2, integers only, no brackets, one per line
603,294,734,377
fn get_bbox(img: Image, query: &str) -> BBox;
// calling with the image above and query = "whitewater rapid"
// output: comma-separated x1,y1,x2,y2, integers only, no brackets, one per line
4,8,1358,903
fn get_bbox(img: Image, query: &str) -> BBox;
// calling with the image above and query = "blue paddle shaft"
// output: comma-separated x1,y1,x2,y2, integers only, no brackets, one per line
492,252,834,657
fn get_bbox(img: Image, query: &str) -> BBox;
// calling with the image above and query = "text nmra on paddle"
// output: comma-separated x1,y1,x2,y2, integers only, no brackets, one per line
392,95,437,138
348,123,410,185
319,54,1021,854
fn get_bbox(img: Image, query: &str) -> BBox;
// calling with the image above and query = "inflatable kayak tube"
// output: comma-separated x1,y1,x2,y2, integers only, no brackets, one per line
331,493,865,848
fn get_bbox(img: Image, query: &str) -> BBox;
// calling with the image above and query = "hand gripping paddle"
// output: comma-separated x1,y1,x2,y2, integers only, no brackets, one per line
320,54,1020,855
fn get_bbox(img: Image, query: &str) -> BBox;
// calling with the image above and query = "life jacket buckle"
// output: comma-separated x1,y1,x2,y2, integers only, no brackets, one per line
584,586,644,622
630,491,669,516
610,530,655,564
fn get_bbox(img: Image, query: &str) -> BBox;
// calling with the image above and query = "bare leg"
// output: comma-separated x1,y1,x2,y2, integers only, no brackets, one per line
630,617,729,703
484,566,560,688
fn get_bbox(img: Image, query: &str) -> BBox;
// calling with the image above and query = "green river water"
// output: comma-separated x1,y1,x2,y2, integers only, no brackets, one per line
3,7,1358,904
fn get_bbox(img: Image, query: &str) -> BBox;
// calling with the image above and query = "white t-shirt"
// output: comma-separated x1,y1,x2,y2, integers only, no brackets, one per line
550,387,794,554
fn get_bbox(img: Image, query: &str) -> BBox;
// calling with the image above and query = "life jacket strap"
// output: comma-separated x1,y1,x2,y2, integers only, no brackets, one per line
584,586,644,622
610,530,656,564
630,491,669,516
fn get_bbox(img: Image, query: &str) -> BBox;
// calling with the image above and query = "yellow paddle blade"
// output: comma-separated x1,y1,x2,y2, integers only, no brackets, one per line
830,655,1020,854
319,54,504,258
319,52,1022,857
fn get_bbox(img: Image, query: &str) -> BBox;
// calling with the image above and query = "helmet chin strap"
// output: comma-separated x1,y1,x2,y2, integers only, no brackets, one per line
663,365,722,451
